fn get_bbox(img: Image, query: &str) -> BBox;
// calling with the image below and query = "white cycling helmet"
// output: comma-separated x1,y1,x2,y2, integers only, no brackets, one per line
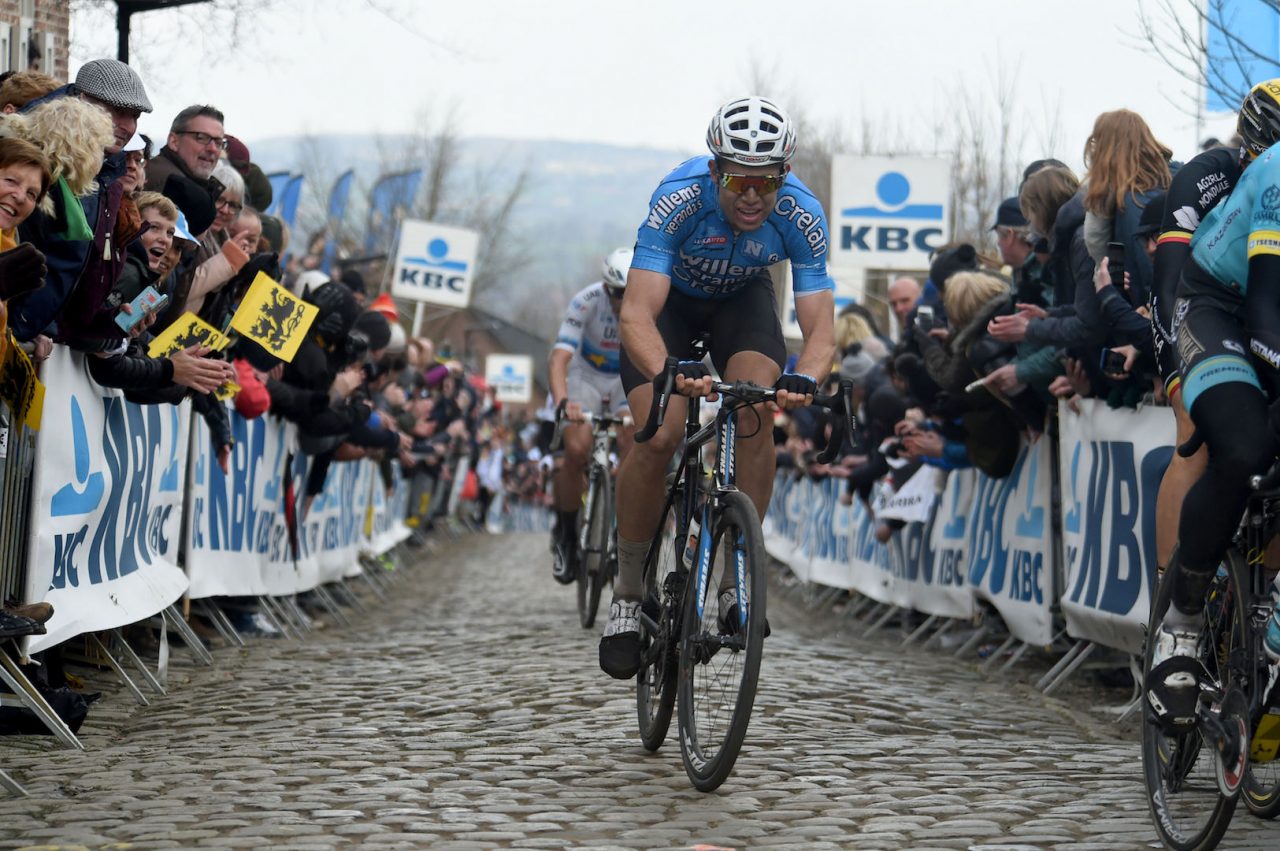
602,247,634,292
706,95,796,166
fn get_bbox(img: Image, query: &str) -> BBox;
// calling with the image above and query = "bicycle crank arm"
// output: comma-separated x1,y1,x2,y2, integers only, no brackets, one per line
1198,706,1240,765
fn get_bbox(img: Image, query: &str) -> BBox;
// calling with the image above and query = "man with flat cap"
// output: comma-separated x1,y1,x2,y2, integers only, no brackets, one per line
9,59,153,342
991,195,1048,308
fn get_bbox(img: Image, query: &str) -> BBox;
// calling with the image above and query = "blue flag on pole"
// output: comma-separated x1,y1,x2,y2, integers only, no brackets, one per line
321,169,355,275
277,175,305,231
263,171,292,218
364,169,424,254
1205,0,1280,112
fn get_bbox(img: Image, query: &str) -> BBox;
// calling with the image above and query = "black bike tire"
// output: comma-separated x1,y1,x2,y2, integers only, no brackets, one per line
1141,552,1243,850
1239,546,1280,819
636,486,680,752
578,472,610,629
575,478,595,626
676,490,766,793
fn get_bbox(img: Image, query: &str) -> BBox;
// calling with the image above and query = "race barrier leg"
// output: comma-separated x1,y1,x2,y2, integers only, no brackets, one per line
333,577,369,611
162,605,215,666
0,646,83,749
256,596,298,641
355,566,388,601
980,635,1019,672
1037,640,1096,695
922,618,957,649
108,628,166,696
999,641,1031,673
953,621,993,658
0,767,27,797
864,604,901,638
87,633,149,707
310,584,351,627
198,600,245,647
1111,655,1144,723
902,614,939,646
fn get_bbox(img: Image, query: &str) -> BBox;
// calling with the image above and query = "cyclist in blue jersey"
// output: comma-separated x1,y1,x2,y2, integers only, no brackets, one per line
599,96,836,679
547,248,635,584
1147,80,1280,732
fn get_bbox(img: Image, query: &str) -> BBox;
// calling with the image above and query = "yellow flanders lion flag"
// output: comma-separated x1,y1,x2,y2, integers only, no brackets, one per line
229,272,318,363
147,312,230,359
0,334,44,430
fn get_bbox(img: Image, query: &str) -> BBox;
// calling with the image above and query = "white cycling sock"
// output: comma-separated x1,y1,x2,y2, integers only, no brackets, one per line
614,535,649,601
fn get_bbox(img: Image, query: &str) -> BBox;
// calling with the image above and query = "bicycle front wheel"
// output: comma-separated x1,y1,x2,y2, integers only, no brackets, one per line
677,490,766,792
1142,551,1245,850
577,472,610,629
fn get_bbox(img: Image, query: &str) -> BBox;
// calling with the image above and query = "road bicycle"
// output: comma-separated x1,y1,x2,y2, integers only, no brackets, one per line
632,353,853,791
1142,450,1280,850
552,400,628,628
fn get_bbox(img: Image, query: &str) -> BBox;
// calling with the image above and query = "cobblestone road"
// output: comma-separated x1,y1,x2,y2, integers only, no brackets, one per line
2,530,1277,849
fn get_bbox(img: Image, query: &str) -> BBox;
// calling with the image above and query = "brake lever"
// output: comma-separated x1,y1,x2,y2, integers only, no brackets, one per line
634,356,677,444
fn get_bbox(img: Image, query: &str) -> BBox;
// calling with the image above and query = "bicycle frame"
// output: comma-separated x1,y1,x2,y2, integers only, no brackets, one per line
1232,484,1280,718
579,411,621,564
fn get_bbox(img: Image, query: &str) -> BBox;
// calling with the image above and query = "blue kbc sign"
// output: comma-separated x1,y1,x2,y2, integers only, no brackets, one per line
840,171,946,255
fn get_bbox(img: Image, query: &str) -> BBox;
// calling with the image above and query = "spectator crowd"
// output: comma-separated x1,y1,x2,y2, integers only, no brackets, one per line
0,60,548,646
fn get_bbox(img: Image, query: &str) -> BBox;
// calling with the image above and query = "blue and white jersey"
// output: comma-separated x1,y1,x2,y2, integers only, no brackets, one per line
553,281,621,374
1191,141,1280,295
632,157,835,300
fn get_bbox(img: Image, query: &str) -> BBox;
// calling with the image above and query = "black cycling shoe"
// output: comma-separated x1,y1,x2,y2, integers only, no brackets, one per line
551,536,577,585
1145,653,1206,734
599,600,642,679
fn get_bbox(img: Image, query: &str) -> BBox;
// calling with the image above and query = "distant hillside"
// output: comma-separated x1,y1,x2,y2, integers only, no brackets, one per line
249,135,698,335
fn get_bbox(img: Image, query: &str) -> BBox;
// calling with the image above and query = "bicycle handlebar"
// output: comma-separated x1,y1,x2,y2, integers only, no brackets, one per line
633,357,857,464
551,400,632,452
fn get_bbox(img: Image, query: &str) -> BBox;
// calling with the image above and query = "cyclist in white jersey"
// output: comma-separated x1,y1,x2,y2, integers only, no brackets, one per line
547,248,635,583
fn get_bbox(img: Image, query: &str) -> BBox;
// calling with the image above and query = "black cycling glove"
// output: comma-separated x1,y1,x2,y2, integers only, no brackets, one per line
774,372,817,398
656,359,711,392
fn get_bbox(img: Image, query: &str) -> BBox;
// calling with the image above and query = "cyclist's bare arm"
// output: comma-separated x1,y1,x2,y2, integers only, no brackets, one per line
792,289,837,382
620,268,713,398
548,348,583,420
619,267,671,380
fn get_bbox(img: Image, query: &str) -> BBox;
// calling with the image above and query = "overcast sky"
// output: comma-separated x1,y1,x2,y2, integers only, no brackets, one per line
70,0,1239,170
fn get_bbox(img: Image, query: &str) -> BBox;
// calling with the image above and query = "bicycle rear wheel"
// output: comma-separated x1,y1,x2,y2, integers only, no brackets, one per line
677,490,765,792
577,472,610,629
1241,567,1280,819
1142,552,1245,850
636,484,681,751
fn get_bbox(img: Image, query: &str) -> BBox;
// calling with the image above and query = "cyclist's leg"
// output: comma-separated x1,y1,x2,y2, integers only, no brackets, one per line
720,351,781,519
607,377,635,463
553,361,600,534
600,298,697,679
1154,390,1206,571
708,275,788,521
1169,290,1272,622
708,277,786,628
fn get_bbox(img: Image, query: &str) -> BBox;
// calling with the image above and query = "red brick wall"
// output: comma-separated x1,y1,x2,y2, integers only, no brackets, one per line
0,1,70,82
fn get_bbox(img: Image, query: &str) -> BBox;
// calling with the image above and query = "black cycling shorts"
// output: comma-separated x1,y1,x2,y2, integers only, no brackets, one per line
619,274,788,395
1173,259,1263,416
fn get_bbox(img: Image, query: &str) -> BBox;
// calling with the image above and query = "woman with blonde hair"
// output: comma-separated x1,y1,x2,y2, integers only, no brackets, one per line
834,309,888,361
1082,108,1174,304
